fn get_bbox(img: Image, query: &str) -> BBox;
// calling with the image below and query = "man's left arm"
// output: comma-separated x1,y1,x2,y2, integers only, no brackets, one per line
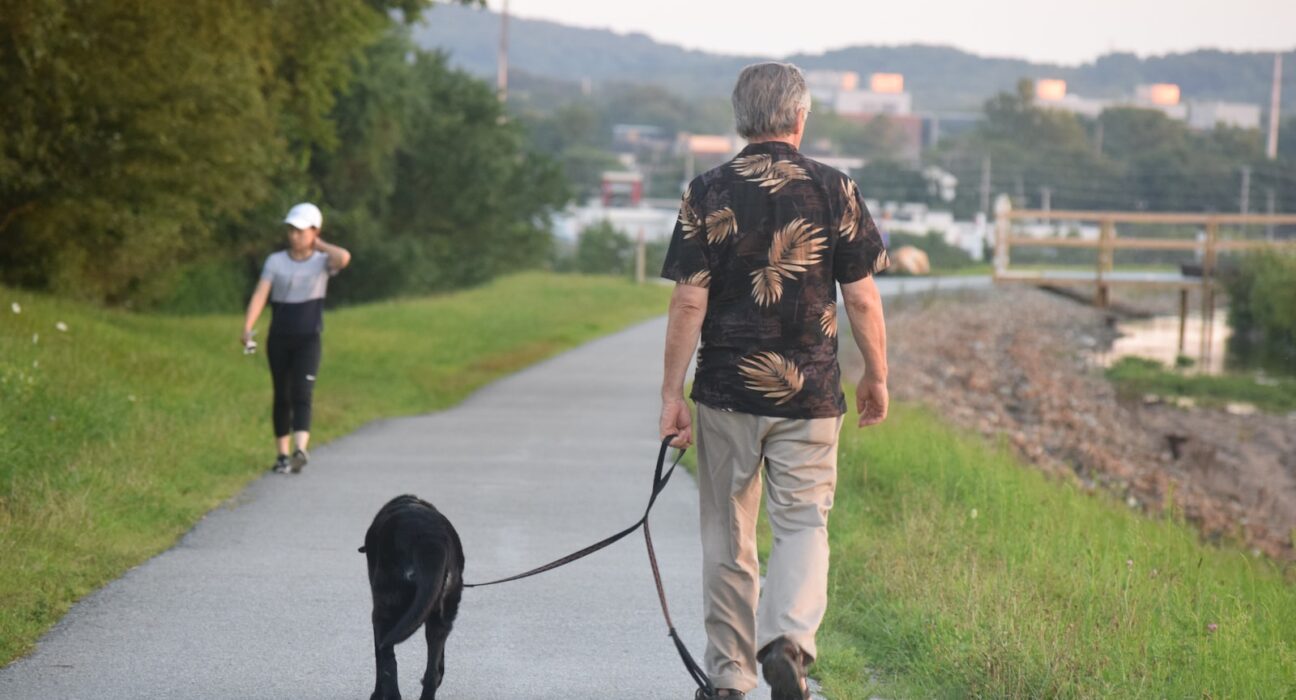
660,283,707,448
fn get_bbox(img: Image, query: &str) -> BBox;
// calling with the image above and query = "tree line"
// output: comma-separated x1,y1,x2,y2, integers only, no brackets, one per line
0,0,568,309
931,80,1296,219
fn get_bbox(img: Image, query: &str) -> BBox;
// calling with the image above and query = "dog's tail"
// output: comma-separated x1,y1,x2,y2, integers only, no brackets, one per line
377,542,450,650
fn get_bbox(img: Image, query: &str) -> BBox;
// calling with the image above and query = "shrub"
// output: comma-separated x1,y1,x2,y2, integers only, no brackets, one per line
574,221,634,275
1224,251,1296,371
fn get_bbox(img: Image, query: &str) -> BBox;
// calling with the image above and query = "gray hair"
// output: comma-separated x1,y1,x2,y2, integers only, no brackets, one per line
731,62,811,140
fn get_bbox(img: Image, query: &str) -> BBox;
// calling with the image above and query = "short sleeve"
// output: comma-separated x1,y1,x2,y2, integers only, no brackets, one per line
314,250,340,277
659,184,711,288
259,255,276,282
833,178,890,284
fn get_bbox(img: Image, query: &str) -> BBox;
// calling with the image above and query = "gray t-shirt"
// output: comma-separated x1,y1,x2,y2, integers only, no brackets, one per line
260,251,333,335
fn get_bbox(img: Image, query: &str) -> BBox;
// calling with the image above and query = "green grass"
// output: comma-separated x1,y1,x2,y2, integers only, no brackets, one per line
1106,356,1296,414
0,272,671,665
813,401,1295,699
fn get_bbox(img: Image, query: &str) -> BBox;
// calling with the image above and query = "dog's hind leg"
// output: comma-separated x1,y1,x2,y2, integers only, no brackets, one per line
371,605,404,700
419,584,462,700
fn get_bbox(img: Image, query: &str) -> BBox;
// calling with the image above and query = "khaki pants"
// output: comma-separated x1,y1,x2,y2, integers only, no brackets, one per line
694,403,843,692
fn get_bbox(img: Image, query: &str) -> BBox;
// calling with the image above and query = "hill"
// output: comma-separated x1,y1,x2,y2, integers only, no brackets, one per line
415,4,1296,114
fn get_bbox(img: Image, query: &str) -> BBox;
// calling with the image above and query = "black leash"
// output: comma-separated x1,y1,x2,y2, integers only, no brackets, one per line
464,436,714,695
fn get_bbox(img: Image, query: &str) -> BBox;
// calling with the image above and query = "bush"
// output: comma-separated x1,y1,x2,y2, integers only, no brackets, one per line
1224,251,1296,371
574,221,634,275
151,260,256,315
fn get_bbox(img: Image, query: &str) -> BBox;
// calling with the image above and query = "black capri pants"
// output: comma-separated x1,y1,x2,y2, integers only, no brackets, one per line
266,333,322,437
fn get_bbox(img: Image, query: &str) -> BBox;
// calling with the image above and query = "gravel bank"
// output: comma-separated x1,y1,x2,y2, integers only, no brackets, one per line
842,287,1296,559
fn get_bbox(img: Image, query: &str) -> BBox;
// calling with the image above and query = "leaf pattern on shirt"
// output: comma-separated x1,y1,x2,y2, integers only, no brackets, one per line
732,153,773,178
732,154,809,194
678,184,701,239
820,303,838,337
749,218,827,306
840,179,861,241
681,269,711,288
705,207,737,245
738,351,805,405
869,248,892,276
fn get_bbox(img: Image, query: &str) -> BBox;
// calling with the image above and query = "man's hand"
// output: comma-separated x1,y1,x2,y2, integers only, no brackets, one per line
856,379,889,427
660,397,693,448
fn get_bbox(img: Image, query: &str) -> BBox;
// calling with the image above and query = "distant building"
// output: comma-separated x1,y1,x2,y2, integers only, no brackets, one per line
1033,79,1111,117
1136,83,1181,107
677,133,744,183
553,205,678,244
834,89,912,117
1133,83,1188,119
805,70,860,105
1187,101,1264,130
922,111,981,147
600,171,643,207
803,153,866,176
612,124,671,153
1033,78,1260,130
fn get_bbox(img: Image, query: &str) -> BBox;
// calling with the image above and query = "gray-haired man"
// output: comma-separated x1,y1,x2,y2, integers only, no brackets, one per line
659,62,890,700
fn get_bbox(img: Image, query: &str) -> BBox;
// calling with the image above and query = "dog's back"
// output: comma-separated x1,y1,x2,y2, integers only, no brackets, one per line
362,495,464,700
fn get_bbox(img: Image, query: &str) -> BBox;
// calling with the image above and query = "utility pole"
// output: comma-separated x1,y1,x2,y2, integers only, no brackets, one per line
979,155,991,215
496,0,509,105
1040,185,1052,214
1239,165,1251,215
1266,53,1283,160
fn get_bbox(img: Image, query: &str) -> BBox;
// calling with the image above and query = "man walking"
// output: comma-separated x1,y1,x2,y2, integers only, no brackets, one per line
659,62,890,700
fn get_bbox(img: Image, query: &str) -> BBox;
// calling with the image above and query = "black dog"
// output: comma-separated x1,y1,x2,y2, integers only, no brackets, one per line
360,495,465,700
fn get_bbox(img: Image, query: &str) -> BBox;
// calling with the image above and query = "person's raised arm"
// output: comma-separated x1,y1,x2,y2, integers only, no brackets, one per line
241,279,272,347
841,276,888,427
660,283,708,448
314,237,351,273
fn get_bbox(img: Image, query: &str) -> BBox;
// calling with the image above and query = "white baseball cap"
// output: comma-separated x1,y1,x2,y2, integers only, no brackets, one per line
283,202,323,230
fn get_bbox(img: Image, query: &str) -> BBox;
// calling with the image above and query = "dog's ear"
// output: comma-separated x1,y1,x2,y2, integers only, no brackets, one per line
358,546,367,553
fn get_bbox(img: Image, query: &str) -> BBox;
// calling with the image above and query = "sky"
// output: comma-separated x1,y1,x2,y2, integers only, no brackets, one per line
497,0,1295,65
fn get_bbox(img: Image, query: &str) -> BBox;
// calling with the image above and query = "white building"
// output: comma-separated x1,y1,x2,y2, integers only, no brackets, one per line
805,70,860,105
1035,79,1260,131
553,201,679,244
835,90,912,117
1187,101,1263,130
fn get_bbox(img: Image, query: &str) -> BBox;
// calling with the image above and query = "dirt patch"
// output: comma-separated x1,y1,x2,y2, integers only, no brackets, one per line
840,288,1296,559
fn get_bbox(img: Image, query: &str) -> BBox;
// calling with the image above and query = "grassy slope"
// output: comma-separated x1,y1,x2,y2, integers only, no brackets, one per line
1107,356,1296,414
681,391,1292,696
814,401,1295,699
0,273,670,665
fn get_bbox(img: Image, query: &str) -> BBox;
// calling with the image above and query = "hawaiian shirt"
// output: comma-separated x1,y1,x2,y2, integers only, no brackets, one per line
661,140,889,419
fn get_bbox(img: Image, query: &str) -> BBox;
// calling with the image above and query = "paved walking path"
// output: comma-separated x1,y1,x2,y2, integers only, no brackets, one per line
2,315,722,699
0,276,989,700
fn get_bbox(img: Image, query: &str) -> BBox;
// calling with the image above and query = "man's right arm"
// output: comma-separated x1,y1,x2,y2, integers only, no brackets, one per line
841,276,888,427
660,283,708,448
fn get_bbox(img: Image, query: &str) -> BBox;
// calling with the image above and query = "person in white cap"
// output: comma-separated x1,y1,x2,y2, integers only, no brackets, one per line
241,202,352,474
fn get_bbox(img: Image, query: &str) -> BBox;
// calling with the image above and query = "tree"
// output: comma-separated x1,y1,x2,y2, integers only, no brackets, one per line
575,221,633,275
0,0,478,304
311,35,569,301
